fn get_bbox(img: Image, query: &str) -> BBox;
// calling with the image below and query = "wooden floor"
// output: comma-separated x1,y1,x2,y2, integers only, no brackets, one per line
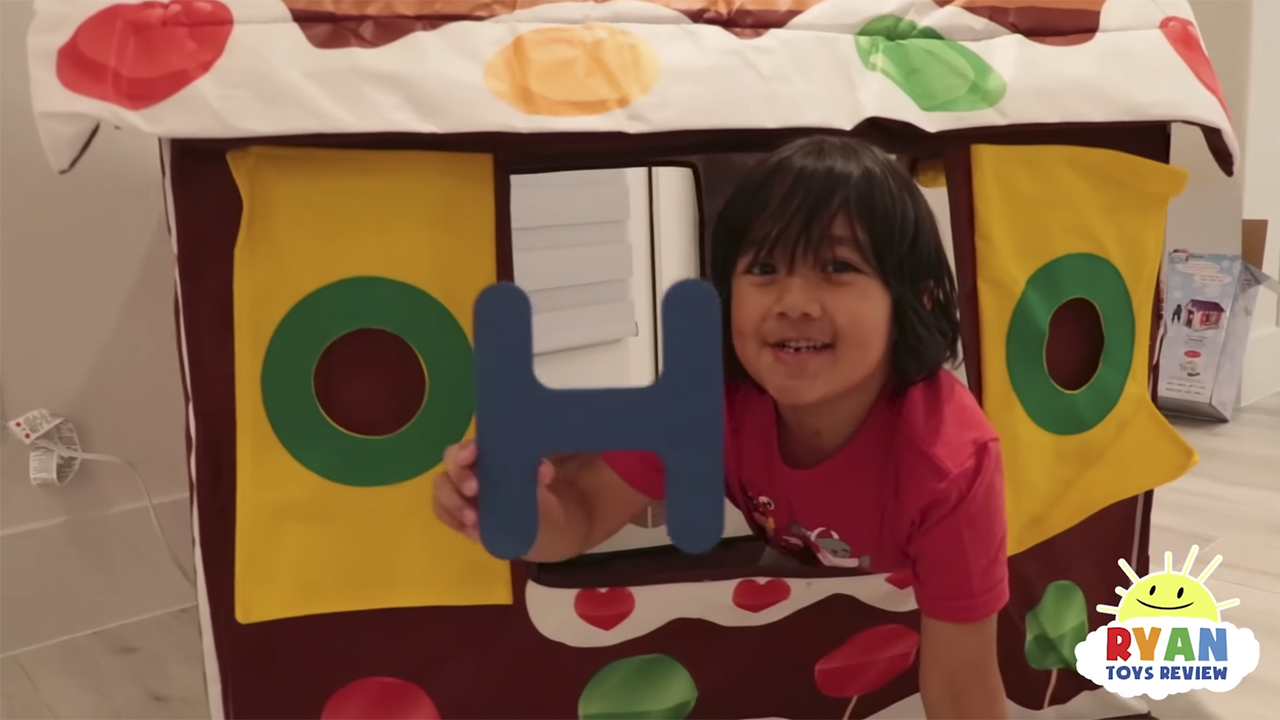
2,395,1277,720
1145,392,1280,720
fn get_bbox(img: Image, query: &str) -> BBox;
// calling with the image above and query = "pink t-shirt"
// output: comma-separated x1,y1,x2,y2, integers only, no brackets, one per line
601,370,1009,624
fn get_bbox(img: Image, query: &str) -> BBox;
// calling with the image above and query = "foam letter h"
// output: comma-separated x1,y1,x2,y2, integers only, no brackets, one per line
473,279,725,560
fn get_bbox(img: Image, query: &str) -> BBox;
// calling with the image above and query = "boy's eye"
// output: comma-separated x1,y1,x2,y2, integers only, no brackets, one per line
823,259,860,274
746,261,778,276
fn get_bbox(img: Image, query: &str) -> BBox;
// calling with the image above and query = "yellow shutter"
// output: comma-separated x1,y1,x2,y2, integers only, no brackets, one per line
971,144,1198,556
230,146,511,623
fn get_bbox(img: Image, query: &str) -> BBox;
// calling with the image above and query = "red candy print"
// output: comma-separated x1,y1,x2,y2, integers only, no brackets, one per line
814,624,921,699
732,578,792,613
885,569,914,590
1160,16,1228,116
321,677,440,720
574,587,635,631
57,1,233,110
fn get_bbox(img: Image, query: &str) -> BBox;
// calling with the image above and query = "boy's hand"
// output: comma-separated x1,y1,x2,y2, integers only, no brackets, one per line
432,439,555,544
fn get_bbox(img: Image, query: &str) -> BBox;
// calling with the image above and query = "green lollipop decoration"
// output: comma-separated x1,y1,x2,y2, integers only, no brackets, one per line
1025,580,1090,709
578,654,697,720
855,15,1007,113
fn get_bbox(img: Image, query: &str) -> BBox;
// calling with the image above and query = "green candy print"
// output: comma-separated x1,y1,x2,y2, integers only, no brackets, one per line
578,654,697,720
1025,580,1090,709
855,15,1006,112
1025,580,1090,671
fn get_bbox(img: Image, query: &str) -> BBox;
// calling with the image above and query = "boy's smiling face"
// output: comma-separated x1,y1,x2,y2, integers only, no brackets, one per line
730,214,893,409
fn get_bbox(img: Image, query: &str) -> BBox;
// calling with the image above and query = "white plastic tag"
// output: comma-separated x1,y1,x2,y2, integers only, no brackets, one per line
8,408,61,444
6,409,82,487
3,408,194,588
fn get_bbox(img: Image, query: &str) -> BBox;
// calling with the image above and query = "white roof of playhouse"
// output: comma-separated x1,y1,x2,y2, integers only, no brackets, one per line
28,0,1237,174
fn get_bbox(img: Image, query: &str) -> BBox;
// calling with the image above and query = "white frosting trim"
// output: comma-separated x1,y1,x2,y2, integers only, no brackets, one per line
526,572,916,647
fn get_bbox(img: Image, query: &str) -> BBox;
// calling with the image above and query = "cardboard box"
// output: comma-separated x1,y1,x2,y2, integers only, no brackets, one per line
1158,220,1277,421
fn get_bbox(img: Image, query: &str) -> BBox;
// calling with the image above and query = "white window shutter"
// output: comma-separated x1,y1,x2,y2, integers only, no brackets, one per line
511,170,639,355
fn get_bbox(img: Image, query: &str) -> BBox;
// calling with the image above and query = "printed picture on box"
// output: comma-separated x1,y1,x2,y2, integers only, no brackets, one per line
1182,299,1224,331
1179,350,1202,378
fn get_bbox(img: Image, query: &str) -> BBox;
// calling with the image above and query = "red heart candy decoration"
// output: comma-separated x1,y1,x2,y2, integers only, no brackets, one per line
574,587,635,631
732,578,791,613
57,1,234,110
1160,16,1228,116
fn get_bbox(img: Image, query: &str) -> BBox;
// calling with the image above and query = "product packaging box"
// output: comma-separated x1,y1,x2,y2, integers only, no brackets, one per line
1158,220,1277,421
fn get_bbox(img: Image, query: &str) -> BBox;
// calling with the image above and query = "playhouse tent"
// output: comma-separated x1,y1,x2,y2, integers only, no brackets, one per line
27,1,1238,718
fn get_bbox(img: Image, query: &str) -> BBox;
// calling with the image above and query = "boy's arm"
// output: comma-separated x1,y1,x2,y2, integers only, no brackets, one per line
919,613,1006,719
525,453,653,563
908,439,1010,718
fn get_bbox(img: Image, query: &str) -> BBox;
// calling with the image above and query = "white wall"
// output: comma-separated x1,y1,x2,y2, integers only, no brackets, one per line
1168,0,1278,405
1166,0,1253,257
1239,0,1280,405
1,0,194,656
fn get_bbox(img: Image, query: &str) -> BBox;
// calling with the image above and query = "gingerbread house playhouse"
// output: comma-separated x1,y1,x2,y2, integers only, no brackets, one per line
27,1,1238,718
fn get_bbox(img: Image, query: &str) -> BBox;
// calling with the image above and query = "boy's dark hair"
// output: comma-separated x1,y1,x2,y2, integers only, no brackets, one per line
708,135,962,390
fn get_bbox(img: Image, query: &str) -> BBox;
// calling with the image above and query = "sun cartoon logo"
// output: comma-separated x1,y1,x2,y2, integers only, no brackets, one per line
1075,545,1261,701
1097,545,1239,622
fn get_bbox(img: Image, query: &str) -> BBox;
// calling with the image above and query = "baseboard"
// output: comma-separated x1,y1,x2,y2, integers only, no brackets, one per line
1241,326,1280,406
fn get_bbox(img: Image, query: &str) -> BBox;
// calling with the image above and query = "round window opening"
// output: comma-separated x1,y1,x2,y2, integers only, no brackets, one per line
1045,297,1105,392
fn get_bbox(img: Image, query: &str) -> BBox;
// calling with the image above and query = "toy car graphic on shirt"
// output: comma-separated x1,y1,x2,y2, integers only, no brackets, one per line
748,495,778,537
744,491,870,569
789,523,871,569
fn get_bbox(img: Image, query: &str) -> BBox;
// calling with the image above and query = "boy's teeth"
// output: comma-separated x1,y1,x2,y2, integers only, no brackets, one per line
778,341,829,352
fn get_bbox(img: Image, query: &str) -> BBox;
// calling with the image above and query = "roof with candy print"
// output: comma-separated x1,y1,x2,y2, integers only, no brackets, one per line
27,0,1236,173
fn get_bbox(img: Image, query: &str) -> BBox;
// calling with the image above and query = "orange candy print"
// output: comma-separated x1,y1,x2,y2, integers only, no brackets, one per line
484,24,661,117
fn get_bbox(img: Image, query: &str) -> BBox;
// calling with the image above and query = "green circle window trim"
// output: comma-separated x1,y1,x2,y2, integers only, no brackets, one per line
1005,253,1135,437
262,276,475,487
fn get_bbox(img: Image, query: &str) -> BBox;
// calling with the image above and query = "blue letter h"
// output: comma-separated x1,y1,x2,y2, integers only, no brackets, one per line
473,279,726,560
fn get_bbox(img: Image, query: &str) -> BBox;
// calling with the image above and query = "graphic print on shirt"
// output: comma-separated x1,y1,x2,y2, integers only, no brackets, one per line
738,481,871,570
789,523,870,569
747,493,778,539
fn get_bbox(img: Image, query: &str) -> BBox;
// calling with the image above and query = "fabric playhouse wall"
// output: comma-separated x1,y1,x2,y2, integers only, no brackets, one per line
171,128,1188,719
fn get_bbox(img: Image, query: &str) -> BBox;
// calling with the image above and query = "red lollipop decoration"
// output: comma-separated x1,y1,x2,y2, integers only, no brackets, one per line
57,1,234,110
321,677,441,720
814,624,920,720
